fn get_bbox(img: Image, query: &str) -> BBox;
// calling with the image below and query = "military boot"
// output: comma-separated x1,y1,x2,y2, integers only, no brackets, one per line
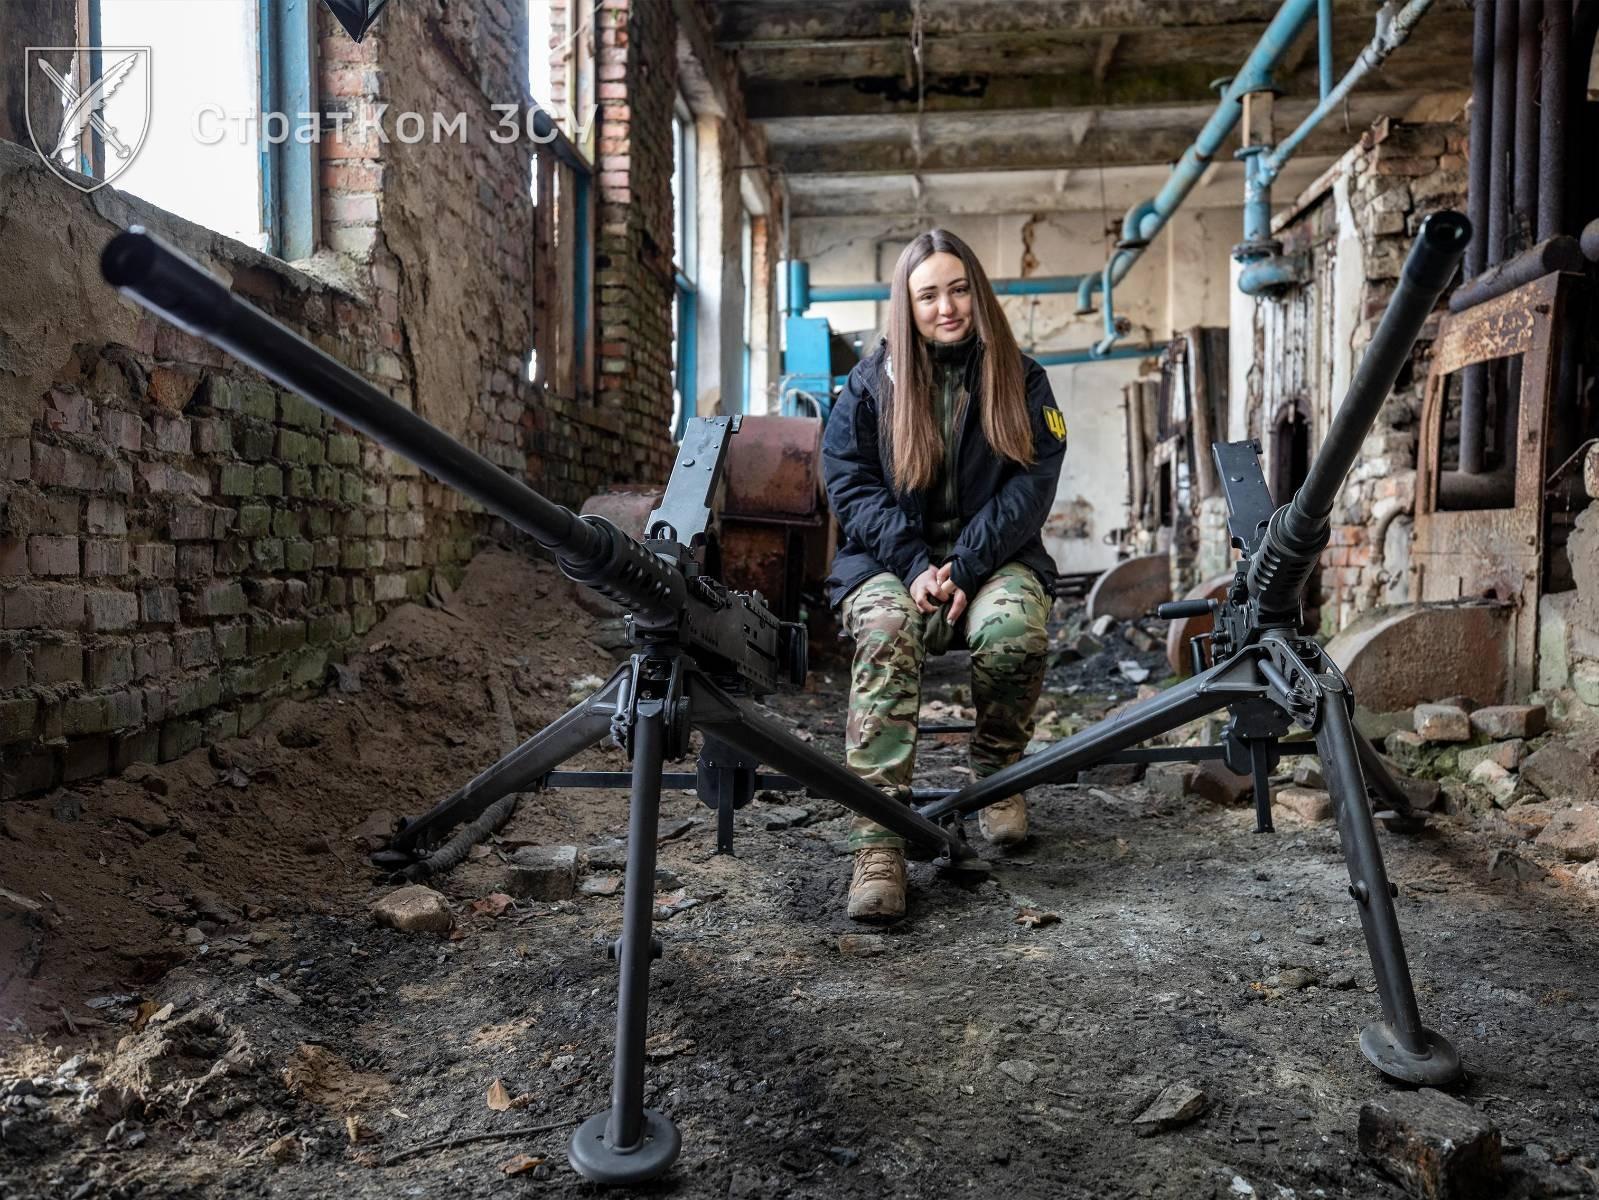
978,794,1028,846
847,847,907,922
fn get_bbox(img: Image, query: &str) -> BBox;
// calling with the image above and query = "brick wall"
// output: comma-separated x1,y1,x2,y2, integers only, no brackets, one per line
1239,119,1467,636
0,0,683,797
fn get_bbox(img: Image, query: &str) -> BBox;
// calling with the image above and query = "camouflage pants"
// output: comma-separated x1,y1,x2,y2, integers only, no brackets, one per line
842,561,1050,851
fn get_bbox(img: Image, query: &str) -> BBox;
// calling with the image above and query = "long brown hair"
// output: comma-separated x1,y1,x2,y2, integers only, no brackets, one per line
882,229,1033,492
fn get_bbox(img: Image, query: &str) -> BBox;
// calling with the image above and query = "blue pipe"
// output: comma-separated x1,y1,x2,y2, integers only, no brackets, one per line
787,259,810,315
1073,0,1319,323
804,273,1090,306
1095,257,1120,355
1318,0,1334,99
1030,343,1155,367
1238,254,1309,296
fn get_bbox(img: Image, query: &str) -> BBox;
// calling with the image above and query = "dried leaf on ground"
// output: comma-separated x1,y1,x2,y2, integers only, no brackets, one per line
486,1078,514,1111
344,1115,379,1143
1015,907,1061,928
501,1153,545,1176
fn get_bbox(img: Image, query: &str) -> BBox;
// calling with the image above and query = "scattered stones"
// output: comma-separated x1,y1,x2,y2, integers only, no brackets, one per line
101,792,172,835
996,1059,1038,1087
1277,967,1318,990
1117,660,1150,684
1188,761,1253,807
1291,761,1326,789
1132,1083,1208,1136
1521,739,1599,804
370,885,454,935
1486,849,1543,882
758,805,811,830
1385,730,1430,770
1357,1088,1501,1200
1467,760,1518,808
836,933,887,958
1274,786,1333,822
579,874,622,897
585,840,628,870
1145,761,1200,799
1080,762,1146,787
1534,805,1599,861
1468,704,1545,741
1071,632,1102,657
504,845,578,900
1458,740,1524,775
346,810,397,852
1126,627,1160,653
1090,615,1117,639
1413,703,1471,743
265,1133,301,1163
1573,860,1599,902
1501,800,1562,839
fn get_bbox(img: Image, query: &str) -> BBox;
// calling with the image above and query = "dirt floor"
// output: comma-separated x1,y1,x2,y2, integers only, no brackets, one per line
2,546,1598,1199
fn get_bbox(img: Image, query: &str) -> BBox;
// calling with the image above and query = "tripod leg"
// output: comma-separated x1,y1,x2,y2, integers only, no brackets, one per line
1315,680,1461,1086
568,698,681,1183
1247,738,1275,833
921,652,1253,821
381,663,628,861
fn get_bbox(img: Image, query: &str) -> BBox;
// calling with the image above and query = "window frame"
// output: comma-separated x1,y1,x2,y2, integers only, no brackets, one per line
671,96,698,439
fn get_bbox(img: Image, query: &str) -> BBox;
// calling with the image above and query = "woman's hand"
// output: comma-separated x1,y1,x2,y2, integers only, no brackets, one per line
934,562,968,625
909,566,945,614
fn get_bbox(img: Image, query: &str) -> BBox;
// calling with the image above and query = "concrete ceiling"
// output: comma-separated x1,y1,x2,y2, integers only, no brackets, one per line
710,0,1475,217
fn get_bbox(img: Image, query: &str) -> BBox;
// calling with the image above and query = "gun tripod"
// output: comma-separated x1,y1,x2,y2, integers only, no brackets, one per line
374,639,986,1184
920,621,1461,1088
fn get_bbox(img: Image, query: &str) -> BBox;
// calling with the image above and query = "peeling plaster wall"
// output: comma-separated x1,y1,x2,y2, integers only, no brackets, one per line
794,199,1243,574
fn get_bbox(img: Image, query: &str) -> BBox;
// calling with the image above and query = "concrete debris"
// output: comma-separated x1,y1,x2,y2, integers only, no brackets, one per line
1486,849,1544,882
996,1059,1039,1087
1276,967,1317,990
1457,740,1524,774
1291,761,1326,789
1273,786,1333,823
758,804,811,830
504,845,578,900
1188,761,1253,807
1117,660,1150,684
1466,760,1518,808
370,885,454,935
836,933,887,958
1467,704,1545,740
1089,615,1117,639
1357,1088,1501,1200
1413,703,1471,743
1520,738,1599,804
1132,1083,1208,1136
1144,761,1200,799
579,873,622,897
1534,805,1599,861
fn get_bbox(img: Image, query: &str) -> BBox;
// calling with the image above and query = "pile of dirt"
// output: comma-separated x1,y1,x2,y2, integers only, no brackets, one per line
0,546,614,1033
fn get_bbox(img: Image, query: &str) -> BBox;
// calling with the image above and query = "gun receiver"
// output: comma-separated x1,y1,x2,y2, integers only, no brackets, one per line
100,228,800,697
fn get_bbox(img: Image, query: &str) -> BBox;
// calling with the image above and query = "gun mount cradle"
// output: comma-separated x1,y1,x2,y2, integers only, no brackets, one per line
101,210,1470,1186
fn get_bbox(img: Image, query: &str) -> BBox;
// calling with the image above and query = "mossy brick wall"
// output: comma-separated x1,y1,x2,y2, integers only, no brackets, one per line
0,0,679,798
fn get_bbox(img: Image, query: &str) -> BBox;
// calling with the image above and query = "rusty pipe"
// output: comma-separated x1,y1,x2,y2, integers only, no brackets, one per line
1537,0,1568,241
1467,0,1495,280
1488,0,1517,268
1513,0,1542,249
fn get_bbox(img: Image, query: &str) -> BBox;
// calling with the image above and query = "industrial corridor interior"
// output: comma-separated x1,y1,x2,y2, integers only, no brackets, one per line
2,1,1599,1197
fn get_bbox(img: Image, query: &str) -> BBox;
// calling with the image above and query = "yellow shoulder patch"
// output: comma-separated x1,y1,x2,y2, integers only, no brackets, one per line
1043,407,1067,442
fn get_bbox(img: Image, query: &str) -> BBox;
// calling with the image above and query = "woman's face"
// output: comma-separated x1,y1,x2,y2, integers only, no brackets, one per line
907,251,974,344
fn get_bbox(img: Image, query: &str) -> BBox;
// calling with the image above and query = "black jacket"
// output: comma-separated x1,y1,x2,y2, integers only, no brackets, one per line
822,339,1068,608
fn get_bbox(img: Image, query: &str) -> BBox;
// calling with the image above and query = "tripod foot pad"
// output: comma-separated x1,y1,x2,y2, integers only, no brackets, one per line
567,1109,681,1184
1360,1022,1463,1086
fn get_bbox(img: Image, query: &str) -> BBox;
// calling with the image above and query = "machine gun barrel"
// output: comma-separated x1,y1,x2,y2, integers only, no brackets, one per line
100,228,685,621
1246,210,1470,622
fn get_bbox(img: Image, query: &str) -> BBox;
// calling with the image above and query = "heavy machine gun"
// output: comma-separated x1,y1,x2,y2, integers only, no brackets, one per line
101,228,982,1185
921,209,1474,1090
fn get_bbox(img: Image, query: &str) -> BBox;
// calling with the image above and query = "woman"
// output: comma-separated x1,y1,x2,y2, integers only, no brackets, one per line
821,228,1067,923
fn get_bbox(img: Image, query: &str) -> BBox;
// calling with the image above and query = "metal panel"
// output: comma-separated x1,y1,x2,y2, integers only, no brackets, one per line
1413,272,1569,698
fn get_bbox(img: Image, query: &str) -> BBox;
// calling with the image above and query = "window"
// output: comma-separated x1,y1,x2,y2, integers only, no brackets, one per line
739,209,753,416
671,100,697,439
527,3,594,400
81,0,315,257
